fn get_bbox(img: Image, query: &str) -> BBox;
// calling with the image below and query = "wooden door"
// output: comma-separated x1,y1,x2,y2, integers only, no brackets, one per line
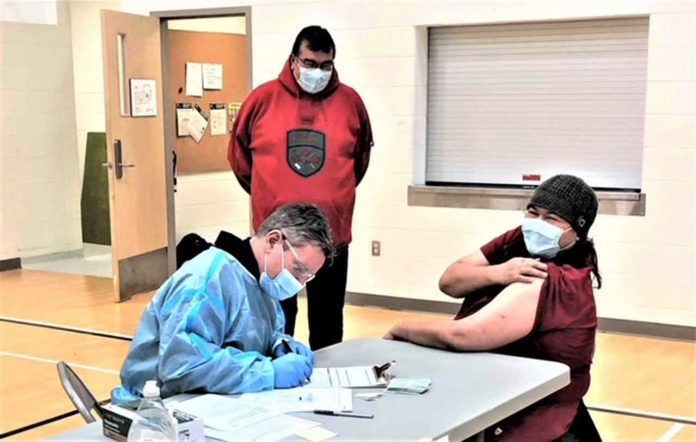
101,10,172,301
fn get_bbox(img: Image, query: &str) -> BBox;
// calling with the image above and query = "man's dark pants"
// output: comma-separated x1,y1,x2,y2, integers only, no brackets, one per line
280,247,349,350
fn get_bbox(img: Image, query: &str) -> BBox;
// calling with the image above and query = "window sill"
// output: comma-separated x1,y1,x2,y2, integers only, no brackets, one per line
407,185,645,216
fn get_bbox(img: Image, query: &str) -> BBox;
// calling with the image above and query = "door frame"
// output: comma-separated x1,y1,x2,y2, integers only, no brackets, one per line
151,6,253,272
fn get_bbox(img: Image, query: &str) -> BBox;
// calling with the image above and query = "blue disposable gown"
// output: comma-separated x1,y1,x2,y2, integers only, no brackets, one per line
111,247,289,403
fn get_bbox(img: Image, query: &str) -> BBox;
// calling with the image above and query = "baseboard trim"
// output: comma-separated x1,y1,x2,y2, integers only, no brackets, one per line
597,317,695,341
345,292,695,341
345,292,460,315
0,257,21,272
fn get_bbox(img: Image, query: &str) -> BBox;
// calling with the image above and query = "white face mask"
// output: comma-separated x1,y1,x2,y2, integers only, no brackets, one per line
297,66,331,94
522,218,573,259
259,240,304,301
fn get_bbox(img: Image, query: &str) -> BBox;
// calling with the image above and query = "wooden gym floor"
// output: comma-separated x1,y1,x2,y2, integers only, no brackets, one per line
0,269,694,441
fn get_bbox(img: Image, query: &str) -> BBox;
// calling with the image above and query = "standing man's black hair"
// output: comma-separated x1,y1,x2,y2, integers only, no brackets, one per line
292,25,336,57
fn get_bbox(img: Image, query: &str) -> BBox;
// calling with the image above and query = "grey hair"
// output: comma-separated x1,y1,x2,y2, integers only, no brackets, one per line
255,203,336,261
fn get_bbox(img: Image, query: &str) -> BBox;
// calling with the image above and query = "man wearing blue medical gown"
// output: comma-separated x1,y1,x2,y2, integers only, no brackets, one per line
111,203,334,403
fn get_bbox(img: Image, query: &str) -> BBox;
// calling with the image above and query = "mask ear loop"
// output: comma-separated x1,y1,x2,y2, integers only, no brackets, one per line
280,240,286,271
264,231,285,276
558,228,578,252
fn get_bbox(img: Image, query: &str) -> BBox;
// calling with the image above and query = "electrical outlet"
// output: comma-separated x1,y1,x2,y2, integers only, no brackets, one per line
371,240,381,256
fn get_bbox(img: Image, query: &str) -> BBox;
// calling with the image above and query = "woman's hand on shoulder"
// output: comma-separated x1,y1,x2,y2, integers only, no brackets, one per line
496,257,548,285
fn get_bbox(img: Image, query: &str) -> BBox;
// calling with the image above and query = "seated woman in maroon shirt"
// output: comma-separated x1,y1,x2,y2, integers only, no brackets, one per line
385,174,601,442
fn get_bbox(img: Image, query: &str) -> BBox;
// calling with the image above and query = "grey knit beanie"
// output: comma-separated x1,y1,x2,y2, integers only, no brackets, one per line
528,175,598,240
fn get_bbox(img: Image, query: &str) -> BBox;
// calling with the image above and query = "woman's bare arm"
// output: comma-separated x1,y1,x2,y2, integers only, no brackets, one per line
386,279,543,351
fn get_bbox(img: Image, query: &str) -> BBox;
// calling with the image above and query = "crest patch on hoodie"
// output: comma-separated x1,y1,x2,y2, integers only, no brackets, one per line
286,129,326,177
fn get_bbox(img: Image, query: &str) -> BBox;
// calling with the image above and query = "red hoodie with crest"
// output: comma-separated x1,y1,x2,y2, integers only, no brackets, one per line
228,59,373,248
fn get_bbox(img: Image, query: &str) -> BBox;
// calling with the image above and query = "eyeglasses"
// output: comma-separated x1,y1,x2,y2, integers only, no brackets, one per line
295,56,334,72
285,240,316,283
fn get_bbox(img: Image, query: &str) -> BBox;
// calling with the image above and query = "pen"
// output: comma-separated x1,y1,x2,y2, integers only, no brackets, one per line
378,361,394,372
314,410,374,419
280,338,312,383
375,360,396,378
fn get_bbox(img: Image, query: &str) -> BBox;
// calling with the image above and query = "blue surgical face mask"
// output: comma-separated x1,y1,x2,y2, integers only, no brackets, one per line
522,218,573,259
259,240,304,301
297,66,331,94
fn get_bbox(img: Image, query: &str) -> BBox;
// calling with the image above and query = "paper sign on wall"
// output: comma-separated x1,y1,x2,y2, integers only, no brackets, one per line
209,103,227,136
176,103,193,137
188,104,208,143
130,78,157,117
185,62,203,97
203,63,223,90
228,102,242,133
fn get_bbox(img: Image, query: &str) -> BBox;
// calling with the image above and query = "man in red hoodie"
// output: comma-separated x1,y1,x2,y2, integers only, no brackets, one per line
228,26,373,350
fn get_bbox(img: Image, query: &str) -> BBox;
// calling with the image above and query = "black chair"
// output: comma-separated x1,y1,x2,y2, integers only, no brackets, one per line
561,400,602,442
176,233,212,268
56,361,104,423
473,400,602,442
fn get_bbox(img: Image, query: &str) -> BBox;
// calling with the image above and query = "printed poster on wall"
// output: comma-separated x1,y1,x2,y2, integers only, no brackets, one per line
130,78,157,117
176,103,193,137
188,104,208,143
202,63,223,90
185,62,203,97
209,103,227,136
228,102,242,133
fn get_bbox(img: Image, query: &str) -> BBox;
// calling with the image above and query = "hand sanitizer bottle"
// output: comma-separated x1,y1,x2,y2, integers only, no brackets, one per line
127,380,177,441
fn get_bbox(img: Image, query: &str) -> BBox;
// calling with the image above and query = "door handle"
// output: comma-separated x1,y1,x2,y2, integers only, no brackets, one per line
113,139,134,179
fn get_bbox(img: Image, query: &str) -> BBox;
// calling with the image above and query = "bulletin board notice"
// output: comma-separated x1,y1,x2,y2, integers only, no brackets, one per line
169,30,249,173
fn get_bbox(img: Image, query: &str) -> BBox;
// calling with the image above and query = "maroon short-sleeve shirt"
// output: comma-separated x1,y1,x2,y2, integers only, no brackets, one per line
456,227,597,441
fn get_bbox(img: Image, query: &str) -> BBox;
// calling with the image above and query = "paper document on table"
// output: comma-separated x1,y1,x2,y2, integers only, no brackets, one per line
174,394,279,433
206,414,319,442
387,377,432,394
239,387,352,412
296,426,338,442
309,366,388,388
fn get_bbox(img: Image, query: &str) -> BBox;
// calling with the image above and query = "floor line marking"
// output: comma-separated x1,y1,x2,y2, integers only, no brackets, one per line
1,351,120,375
588,404,696,425
659,423,686,442
0,316,133,340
